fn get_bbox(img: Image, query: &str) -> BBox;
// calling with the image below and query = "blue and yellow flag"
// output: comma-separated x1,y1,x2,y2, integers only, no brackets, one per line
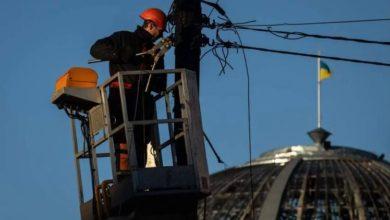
319,61,332,81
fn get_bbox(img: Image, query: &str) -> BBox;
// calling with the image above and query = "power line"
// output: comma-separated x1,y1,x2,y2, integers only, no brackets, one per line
216,41,390,67
236,30,256,220
242,18,390,27
208,9,256,218
223,15,256,220
203,131,226,165
206,0,220,17
201,3,390,46
226,25,390,46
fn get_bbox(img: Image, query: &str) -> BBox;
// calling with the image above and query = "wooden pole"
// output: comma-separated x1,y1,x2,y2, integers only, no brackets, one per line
173,0,202,165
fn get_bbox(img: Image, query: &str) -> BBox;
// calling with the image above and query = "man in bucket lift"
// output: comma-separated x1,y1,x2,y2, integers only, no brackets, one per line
90,8,167,170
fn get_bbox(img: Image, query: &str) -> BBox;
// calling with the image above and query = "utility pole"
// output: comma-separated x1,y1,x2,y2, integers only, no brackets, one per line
173,0,202,165
174,0,202,84
172,0,203,218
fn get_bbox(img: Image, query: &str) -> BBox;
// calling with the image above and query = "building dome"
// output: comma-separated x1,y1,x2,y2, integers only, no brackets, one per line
199,128,390,219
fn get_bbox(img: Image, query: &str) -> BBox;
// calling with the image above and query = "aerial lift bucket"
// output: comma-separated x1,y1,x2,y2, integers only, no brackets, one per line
52,68,210,220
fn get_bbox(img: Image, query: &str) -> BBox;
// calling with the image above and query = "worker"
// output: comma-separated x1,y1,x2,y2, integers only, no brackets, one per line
90,8,167,169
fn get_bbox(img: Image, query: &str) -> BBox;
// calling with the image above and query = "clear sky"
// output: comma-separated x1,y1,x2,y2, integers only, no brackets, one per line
1,0,389,219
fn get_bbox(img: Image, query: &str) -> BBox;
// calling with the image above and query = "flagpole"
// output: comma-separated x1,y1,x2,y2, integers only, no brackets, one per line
317,52,321,128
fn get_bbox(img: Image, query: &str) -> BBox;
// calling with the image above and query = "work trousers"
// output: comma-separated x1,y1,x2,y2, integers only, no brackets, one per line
108,87,156,168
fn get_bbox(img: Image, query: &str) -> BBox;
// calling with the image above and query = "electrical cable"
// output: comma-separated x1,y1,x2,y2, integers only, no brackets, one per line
211,45,234,74
216,41,390,67
206,28,236,74
242,18,390,27
233,26,255,220
64,108,98,218
201,5,256,215
200,46,216,60
203,131,226,165
202,0,221,18
230,26,390,46
266,28,306,40
133,75,142,121
166,1,176,34
216,12,256,219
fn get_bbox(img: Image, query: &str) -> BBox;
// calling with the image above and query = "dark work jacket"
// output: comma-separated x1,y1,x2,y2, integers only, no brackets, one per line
91,28,165,167
90,27,166,93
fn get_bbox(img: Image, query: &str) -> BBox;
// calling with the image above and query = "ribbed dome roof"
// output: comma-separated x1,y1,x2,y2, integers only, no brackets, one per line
199,131,390,220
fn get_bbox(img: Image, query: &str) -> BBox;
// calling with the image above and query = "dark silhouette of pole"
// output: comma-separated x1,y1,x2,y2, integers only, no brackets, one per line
172,1,202,219
173,0,202,165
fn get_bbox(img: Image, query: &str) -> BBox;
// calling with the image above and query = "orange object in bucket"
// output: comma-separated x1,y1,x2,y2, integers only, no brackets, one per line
119,143,129,171
55,67,98,92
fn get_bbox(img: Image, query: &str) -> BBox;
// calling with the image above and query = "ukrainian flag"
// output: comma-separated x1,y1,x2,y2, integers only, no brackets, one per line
319,61,332,81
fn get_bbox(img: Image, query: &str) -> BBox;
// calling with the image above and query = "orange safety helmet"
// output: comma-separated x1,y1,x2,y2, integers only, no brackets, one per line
139,8,167,31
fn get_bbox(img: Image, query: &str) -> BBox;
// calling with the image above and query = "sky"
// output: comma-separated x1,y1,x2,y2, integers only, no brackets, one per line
1,0,390,219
